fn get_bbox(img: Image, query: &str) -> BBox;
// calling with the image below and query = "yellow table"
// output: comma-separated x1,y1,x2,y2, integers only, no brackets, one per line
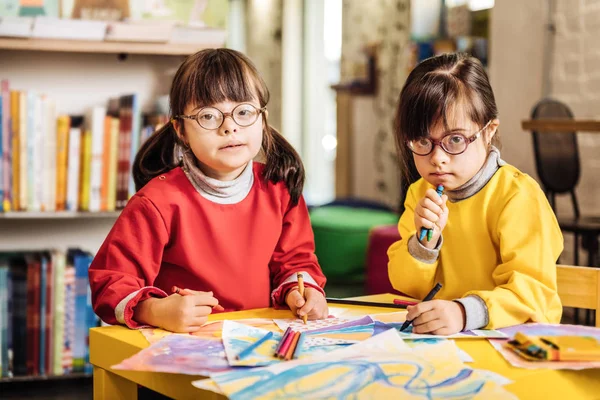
90,294,600,399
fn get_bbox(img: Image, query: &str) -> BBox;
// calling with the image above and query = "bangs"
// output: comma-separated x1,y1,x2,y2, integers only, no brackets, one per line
398,71,488,141
179,50,265,110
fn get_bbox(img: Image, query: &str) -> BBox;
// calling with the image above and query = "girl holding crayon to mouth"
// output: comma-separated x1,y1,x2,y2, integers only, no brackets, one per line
388,53,563,335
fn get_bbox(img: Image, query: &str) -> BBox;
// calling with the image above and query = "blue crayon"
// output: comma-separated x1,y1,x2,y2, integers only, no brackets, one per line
421,185,444,242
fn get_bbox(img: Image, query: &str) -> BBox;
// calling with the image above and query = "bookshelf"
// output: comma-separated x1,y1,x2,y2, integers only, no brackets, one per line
0,37,214,56
0,211,120,219
0,372,91,383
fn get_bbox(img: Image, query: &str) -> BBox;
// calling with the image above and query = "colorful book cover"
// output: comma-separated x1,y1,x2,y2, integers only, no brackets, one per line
18,91,27,210
52,250,65,375
25,255,40,375
26,91,36,211
39,255,47,375
127,93,140,200
41,97,57,212
62,264,75,374
5,263,12,377
78,129,91,211
72,251,92,372
32,93,43,212
106,117,119,211
0,265,6,376
65,118,82,211
1,80,12,212
10,90,19,212
0,79,12,211
87,106,106,212
0,93,4,212
44,252,54,374
9,256,27,376
1,0,60,17
55,115,70,211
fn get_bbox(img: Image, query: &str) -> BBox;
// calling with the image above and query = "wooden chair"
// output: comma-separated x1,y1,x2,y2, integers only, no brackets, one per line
557,264,600,327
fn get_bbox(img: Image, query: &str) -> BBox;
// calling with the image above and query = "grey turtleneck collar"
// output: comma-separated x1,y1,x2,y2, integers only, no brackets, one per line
445,146,506,202
179,146,254,205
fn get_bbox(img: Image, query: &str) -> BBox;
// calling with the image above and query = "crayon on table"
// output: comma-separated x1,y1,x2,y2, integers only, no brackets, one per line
236,331,274,360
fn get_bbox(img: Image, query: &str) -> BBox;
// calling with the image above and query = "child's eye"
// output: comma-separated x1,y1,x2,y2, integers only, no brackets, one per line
235,106,256,118
199,112,217,120
448,135,464,144
417,138,431,147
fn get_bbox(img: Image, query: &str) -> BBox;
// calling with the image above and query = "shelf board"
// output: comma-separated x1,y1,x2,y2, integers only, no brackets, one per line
0,372,92,383
522,119,600,133
0,211,120,219
0,37,216,56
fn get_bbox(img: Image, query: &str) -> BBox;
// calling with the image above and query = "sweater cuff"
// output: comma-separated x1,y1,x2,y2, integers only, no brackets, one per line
115,286,168,329
455,295,489,331
271,272,325,307
407,234,443,264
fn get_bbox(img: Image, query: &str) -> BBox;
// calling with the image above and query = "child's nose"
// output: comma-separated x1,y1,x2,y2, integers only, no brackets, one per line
220,115,238,135
429,145,448,165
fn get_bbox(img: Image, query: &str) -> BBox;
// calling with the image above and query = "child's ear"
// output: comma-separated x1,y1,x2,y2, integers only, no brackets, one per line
486,119,500,143
171,119,188,145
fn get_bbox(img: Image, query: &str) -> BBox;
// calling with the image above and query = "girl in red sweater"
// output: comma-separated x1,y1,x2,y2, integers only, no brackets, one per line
89,49,328,332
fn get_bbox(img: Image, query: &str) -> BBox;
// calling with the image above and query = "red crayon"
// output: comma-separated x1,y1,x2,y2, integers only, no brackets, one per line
171,286,225,312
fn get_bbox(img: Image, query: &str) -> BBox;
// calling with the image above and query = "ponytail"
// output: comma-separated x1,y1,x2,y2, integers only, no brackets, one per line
132,122,179,191
262,126,305,207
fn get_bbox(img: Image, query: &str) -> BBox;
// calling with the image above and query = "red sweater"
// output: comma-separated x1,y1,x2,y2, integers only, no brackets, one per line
89,163,326,328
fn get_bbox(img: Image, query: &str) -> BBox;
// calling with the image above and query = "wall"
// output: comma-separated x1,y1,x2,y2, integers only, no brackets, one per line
340,0,411,209
490,0,600,263
245,0,283,132
551,0,600,218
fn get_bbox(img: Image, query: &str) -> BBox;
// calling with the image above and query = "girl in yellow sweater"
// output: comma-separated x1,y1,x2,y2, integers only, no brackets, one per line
388,53,563,335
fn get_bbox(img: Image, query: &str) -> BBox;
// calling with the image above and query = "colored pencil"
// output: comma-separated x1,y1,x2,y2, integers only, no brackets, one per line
274,327,292,356
236,331,274,360
277,329,296,358
325,297,409,309
171,286,225,312
297,273,307,324
284,331,301,361
292,332,305,359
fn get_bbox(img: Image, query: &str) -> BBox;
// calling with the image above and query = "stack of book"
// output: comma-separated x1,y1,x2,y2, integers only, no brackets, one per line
0,79,169,213
0,249,96,378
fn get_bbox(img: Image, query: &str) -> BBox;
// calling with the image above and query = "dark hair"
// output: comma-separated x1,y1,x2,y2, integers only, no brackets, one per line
393,53,499,183
133,48,305,206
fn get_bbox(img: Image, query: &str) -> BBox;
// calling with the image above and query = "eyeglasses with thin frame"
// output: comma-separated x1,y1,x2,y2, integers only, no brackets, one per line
174,103,267,130
407,120,492,156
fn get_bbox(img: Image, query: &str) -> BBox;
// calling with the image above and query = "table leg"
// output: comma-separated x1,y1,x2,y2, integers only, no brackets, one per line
94,366,138,400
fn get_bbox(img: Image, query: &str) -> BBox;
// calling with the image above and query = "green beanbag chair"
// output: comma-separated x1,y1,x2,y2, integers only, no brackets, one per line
309,206,399,282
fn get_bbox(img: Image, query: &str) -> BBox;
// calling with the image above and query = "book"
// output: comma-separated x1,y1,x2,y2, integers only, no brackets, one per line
87,106,106,212
0,16,33,38
55,115,70,211
105,20,173,42
42,97,57,212
31,17,107,41
1,80,12,212
65,117,83,211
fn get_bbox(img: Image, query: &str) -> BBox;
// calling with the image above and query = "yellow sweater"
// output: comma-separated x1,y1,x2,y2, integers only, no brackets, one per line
388,164,563,329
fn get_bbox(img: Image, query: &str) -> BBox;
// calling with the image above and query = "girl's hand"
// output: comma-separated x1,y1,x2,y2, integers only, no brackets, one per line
134,290,221,333
405,299,465,335
285,287,329,320
414,188,449,248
